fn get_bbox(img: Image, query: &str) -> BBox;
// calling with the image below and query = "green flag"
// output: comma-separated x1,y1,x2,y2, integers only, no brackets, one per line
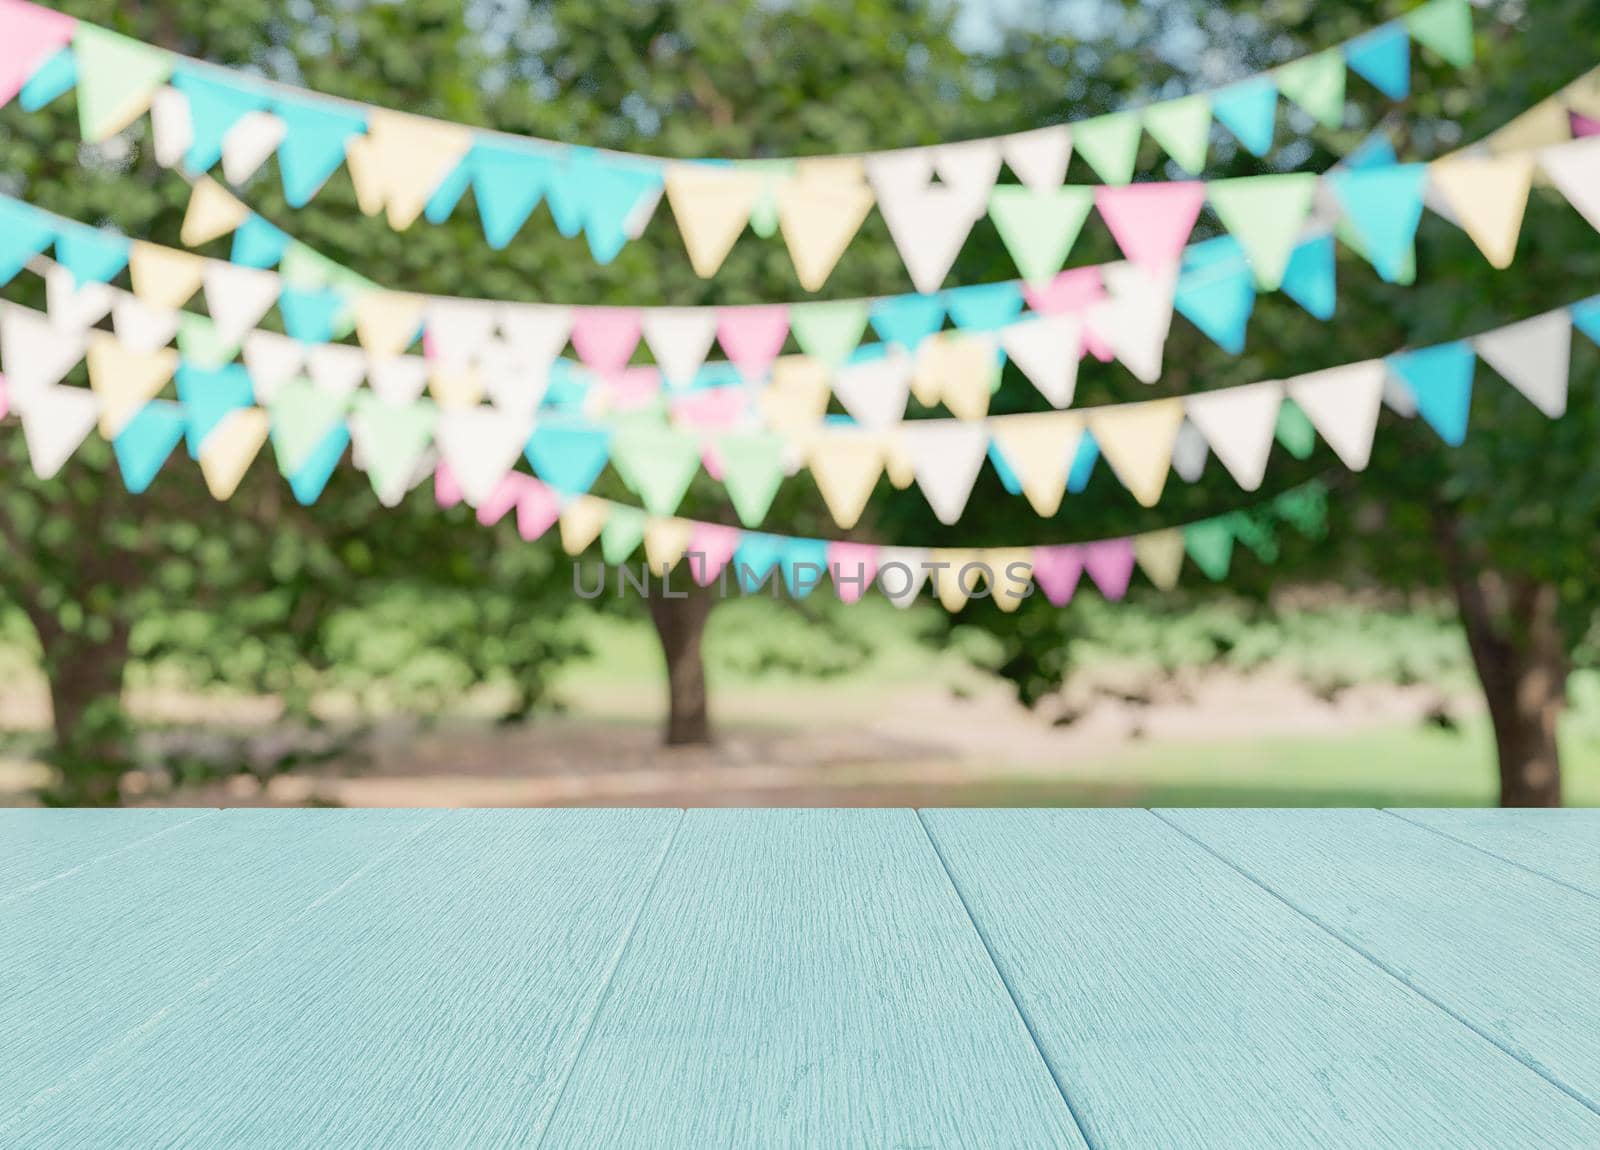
1184,519,1236,581
73,26,171,142
1141,94,1213,176
1274,399,1317,460
1405,0,1474,69
352,395,436,506
269,378,349,474
789,299,870,366
1071,111,1143,184
609,425,701,515
717,431,788,527
1275,50,1347,130
1208,173,1319,289
175,313,240,371
987,186,1095,286
600,505,647,564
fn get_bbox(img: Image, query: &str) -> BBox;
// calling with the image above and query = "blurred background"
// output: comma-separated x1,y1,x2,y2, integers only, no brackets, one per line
3,0,1599,809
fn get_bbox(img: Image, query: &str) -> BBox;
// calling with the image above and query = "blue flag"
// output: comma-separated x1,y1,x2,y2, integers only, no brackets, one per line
55,223,129,284
1280,235,1337,321
288,424,350,504
944,282,1024,331
1329,164,1428,284
1345,24,1411,100
1176,260,1257,354
175,362,255,458
113,400,187,494
1213,75,1279,157
1388,341,1476,446
870,294,946,350
273,94,367,208
172,68,269,172
525,421,612,494
0,198,55,285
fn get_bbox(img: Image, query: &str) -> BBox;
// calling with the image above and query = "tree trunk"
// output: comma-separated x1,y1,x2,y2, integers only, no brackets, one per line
645,580,714,748
1434,512,1564,807
29,611,134,806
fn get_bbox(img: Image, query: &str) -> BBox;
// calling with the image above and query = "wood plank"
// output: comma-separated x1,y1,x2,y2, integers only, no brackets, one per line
539,808,1089,1149
1388,809,1600,898
5,809,681,1147
1161,808,1600,1117
0,808,439,1120
0,809,217,901
924,808,1600,1149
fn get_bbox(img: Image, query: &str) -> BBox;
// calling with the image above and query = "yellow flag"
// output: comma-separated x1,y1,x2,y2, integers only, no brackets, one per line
1486,100,1574,157
808,429,884,529
761,356,832,430
988,411,1084,517
428,363,483,408
644,517,694,575
180,176,250,247
345,110,473,230
777,164,875,291
128,242,205,310
1428,154,1535,269
983,548,1034,612
354,292,425,358
86,331,178,437
199,408,269,500
560,496,610,555
664,164,765,278
1087,398,1185,507
932,549,980,612
1134,528,1186,591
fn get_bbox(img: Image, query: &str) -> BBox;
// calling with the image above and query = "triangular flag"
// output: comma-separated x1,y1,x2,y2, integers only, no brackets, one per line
468,142,552,249
171,69,269,171
174,361,253,456
987,185,1095,286
1345,24,1411,101
1083,538,1136,600
433,406,532,506
807,428,884,529
1388,341,1476,445
933,138,1004,202
1085,265,1176,384
21,385,99,479
1002,126,1073,190
832,349,912,429
1405,0,1473,69
761,358,831,430
875,183,979,293
610,424,701,515
641,308,718,389
643,517,695,576
0,197,55,283
989,411,1084,517
600,504,647,564
870,294,946,350
900,422,989,524
1000,313,1081,408
1487,101,1572,158
1183,382,1282,490
827,541,879,604
349,395,436,506
1539,137,1600,233
559,495,609,556
17,42,74,112
286,423,349,505
1574,296,1600,347
664,163,764,278
277,285,347,344
1072,111,1142,184
112,398,185,493
980,548,1033,612
526,421,612,495
1212,75,1278,158
55,225,129,285
1030,545,1083,606
944,282,1023,331
424,298,496,365
1174,260,1255,353
876,547,931,608
1185,519,1236,580
789,299,869,366
0,0,76,108
1095,182,1206,268
202,259,281,342
229,214,289,269
128,242,204,309
1327,164,1428,284
1473,311,1572,419
1275,398,1318,459
570,154,664,264
776,169,875,291
268,377,349,475
149,86,192,168
570,308,642,376
198,407,268,499
1208,174,1318,289
175,312,238,370
345,109,473,230
367,356,429,405
111,294,179,355
499,302,573,366
426,362,483,408
44,263,112,331
272,93,367,207
85,332,178,437
306,343,367,398
72,25,171,141
1141,94,1212,176
743,159,792,240
921,332,999,420
220,109,286,185
1427,155,1534,270
717,304,790,381
0,305,85,402
928,549,979,612
1275,49,1347,129
718,431,788,527
352,291,423,358
1284,360,1387,469
1086,399,1184,506
1170,419,1209,482
1134,529,1186,591
1280,234,1338,320
242,330,305,400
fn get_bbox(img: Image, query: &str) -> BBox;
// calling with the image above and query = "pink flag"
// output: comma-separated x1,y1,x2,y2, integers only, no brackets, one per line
700,445,724,482
515,480,562,541
688,523,741,586
1022,266,1103,315
716,304,790,380
671,385,748,430
1030,545,1084,606
570,307,642,376
434,461,464,508
827,542,879,604
1574,112,1600,139
1094,182,1206,269
0,0,75,107
604,366,662,410
1083,538,1135,600
475,472,528,527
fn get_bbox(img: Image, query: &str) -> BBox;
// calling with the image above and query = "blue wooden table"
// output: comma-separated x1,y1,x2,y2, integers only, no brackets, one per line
3,808,1597,1148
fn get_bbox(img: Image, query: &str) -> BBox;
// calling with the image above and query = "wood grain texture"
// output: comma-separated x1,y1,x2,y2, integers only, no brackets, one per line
924,808,1600,1150
0,809,216,902
5,809,681,1149
538,808,1090,1150
0,808,440,1123
1160,808,1600,1118
1388,809,1600,898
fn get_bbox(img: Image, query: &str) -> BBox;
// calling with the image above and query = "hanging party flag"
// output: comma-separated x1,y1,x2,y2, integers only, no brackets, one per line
269,377,349,475
111,294,178,355
921,332,1000,421
807,428,884,530
776,164,875,291
1002,125,1073,190
876,547,932,608
1184,519,1236,580
832,350,913,429
742,159,791,240
0,0,75,109
127,242,205,309
171,69,270,172
352,292,423,359
1086,265,1175,384
870,293,946,351
1575,297,1600,347
933,138,1004,202
1327,164,1428,284
0,198,55,284
945,282,1024,332
901,421,989,524
174,361,254,457
286,423,349,504
1212,75,1279,157
277,285,346,344
18,43,74,112
1539,137,1600,233
598,504,646,564
1405,0,1473,69
465,143,553,249
1280,234,1338,320
1169,420,1209,482
1072,111,1142,185
1001,313,1082,408
1134,529,1187,591
570,308,642,376
558,496,609,555
1083,538,1136,600
1029,545,1084,606
201,260,281,343
641,309,719,390
112,398,186,493
1276,49,1347,130
525,421,612,495
44,262,112,330
827,541,880,604
1174,260,1255,354
55,225,129,286
72,25,171,142
876,182,981,293
1086,398,1184,507
220,109,286,185
1473,310,1572,418
181,176,251,247
1141,94,1213,176
610,424,701,516
989,410,1085,517
1207,174,1318,289
717,304,790,381
789,299,870,367
197,406,268,499
665,164,764,278
344,109,473,231
242,330,305,401
1274,398,1318,459
21,384,99,479
228,214,290,268
272,93,367,208
1182,381,1282,490
1344,24,1410,101
1284,360,1387,468
149,86,192,169
986,186,1095,286
717,431,787,527
1427,154,1534,269
431,406,532,507
567,152,664,264
1387,341,1476,446
85,332,178,437
0,305,84,400
643,517,695,576
1095,182,1207,268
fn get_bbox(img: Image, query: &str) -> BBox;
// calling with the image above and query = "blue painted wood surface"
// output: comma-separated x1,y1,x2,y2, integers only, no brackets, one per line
2,808,1596,1148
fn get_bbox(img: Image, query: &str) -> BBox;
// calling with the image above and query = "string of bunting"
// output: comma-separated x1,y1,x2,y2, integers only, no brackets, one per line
0,0,1489,289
